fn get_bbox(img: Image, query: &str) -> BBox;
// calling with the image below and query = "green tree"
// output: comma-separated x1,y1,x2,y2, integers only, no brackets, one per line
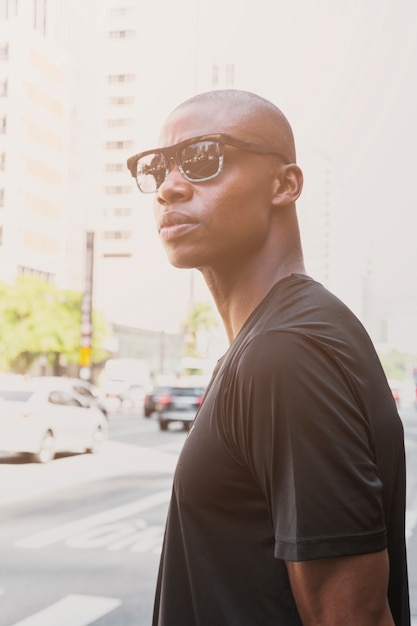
379,349,417,381
0,275,111,373
182,301,218,358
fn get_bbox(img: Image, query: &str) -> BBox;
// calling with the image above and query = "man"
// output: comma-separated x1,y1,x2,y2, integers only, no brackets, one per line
127,90,410,625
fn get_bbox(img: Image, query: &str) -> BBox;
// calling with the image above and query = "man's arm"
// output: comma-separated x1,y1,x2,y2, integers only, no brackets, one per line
286,549,395,626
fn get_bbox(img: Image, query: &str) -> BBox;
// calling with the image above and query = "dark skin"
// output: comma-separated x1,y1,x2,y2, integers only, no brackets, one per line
154,94,395,625
287,551,394,626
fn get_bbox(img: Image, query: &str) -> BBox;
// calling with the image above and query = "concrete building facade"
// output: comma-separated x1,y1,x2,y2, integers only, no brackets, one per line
0,0,100,291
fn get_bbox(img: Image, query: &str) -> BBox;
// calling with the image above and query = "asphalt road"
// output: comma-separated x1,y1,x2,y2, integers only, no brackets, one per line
0,412,187,626
0,407,416,626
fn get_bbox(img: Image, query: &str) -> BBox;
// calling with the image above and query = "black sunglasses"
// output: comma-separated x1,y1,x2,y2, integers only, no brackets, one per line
126,133,289,194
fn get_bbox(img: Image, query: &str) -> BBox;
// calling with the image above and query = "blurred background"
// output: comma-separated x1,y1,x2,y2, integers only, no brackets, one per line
0,0,416,394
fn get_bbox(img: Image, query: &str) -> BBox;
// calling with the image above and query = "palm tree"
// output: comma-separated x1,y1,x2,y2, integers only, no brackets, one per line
182,301,218,358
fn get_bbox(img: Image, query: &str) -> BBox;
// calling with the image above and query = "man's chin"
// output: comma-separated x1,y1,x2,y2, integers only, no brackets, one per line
165,253,199,271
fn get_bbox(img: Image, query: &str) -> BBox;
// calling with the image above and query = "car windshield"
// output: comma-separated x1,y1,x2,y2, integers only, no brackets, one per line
153,386,170,394
171,388,204,396
0,390,33,402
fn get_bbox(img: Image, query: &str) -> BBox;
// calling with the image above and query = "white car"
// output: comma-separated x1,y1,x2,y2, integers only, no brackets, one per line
0,380,108,463
29,376,109,418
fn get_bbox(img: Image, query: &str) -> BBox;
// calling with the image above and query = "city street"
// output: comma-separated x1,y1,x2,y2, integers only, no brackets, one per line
0,412,185,626
0,406,416,626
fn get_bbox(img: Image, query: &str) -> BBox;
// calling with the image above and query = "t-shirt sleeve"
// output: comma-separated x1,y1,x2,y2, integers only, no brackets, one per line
224,331,387,562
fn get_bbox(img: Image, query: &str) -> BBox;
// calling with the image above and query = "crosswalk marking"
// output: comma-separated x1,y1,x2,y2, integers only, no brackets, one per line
15,489,171,549
9,594,121,626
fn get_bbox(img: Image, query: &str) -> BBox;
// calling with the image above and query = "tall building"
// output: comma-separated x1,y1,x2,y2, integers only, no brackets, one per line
0,0,100,290
297,150,332,288
94,1,196,332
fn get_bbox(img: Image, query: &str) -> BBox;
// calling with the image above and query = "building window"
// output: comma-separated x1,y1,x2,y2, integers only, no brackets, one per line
108,7,135,17
0,224,3,245
212,64,219,86
0,116,6,133
104,185,132,195
107,73,135,84
105,140,134,150
0,1,18,19
26,157,61,185
23,229,59,254
109,30,136,39
114,207,132,217
102,230,131,240
0,43,8,59
109,96,135,106
226,64,235,87
27,84,64,118
0,80,7,96
33,0,47,36
103,252,132,258
105,163,124,173
101,207,132,217
0,152,5,170
0,188,4,207
107,118,134,127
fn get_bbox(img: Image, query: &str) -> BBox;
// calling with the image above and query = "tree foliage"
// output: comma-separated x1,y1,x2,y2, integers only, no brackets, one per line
0,275,111,373
379,348,416,381
182,301,218,358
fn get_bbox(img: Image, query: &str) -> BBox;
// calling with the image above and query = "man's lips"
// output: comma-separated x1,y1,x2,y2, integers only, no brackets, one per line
159,211,196,229
158,211,199,240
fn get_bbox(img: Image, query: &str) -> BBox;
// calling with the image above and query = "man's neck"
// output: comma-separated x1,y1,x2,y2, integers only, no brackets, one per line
201,258,306,343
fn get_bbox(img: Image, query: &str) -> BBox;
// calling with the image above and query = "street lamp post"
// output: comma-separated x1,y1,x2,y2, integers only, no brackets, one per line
79,231,94,381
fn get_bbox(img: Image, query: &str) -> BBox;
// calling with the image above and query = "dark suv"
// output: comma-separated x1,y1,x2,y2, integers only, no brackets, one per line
143,386,171,417
156,385,205,431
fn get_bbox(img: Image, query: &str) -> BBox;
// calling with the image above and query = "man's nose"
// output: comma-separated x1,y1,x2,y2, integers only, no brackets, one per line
156,158,193,204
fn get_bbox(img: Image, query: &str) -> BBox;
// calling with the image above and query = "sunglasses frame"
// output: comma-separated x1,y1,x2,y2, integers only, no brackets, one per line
127,133,289,193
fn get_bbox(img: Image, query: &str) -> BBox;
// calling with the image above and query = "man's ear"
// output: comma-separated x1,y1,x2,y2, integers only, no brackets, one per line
271,164,303,207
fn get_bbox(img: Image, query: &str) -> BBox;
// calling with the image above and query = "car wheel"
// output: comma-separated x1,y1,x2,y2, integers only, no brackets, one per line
86,427,104,454
159,419,168,431
33,431,55,464
184,422,193,432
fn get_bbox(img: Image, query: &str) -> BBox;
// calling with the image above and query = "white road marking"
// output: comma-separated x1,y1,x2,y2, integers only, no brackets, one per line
130,526,165,552
15,489,171,549
9,594,120,626
64,519,164,553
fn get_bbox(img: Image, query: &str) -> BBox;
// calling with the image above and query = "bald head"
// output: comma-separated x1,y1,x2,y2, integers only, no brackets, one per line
170,89,297,163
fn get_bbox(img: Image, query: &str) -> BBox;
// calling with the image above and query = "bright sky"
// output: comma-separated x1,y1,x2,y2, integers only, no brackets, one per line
110,0,417,349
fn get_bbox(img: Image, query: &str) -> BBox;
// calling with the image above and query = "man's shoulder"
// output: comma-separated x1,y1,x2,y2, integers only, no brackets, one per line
223,275,373,382
245,274,358,338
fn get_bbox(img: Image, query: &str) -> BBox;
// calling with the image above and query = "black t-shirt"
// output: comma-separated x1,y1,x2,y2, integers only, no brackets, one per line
153,275,410,626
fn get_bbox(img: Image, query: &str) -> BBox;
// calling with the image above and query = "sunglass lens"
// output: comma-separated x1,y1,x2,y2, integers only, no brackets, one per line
137,152,167,192
180,141,221,181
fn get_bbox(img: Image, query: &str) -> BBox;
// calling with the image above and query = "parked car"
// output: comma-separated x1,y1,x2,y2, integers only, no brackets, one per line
0,379,108,463
143,385,171,417
120,384,146,410
99,358,151,410
155,385,205,431
29,376,109,418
